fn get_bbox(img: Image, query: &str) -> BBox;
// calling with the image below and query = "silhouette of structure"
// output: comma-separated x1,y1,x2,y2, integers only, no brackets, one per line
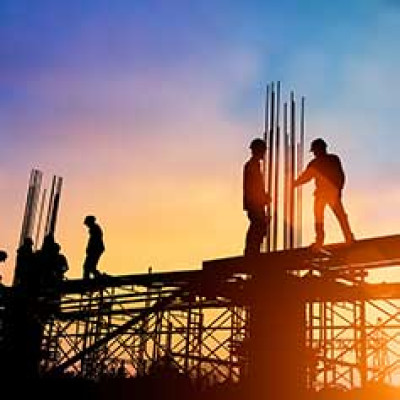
17,169,63,251
1,169,64,380
2,86,400,399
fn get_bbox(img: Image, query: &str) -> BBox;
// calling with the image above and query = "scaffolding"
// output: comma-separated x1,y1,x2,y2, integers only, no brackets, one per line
40,273,248,385
33,235,400,393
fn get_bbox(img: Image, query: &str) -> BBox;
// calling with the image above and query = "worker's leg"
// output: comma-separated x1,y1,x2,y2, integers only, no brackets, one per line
313,196,326,247
244,209,267,256
329,194,355,244
83,253,101,279
83,255,92,279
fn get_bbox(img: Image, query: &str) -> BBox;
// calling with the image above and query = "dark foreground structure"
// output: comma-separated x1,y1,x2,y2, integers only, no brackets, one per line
2,234,400,399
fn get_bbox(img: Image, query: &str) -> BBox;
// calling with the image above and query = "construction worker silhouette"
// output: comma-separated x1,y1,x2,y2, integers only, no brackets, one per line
83,215,105,279
294,138,355,248
52,242,69,283
243,138,271,255
14,237,34,288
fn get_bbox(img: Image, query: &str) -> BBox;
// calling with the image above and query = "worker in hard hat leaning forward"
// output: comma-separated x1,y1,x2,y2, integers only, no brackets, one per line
243,138,271,256
293,138,355,249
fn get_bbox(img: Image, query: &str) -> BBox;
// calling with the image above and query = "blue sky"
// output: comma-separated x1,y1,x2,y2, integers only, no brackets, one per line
1,1,400,284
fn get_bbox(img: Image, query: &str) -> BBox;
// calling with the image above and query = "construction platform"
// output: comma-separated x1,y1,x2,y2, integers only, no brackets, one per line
58,234,400,303
203,234,400,274
57,234,400,285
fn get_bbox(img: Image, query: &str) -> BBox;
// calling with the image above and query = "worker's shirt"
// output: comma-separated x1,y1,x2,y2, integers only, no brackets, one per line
243,157,268,211
87,224,105,254
296,153,345,197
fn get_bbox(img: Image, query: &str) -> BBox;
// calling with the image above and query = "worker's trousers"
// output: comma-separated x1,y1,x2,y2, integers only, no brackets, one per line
244,208,268,256
314,191,354,246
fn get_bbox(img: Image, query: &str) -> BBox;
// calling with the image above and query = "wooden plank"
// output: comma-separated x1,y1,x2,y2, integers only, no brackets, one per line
202,234,400,275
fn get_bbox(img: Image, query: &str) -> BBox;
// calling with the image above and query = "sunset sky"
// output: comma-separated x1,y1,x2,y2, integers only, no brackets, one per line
1,0,400,285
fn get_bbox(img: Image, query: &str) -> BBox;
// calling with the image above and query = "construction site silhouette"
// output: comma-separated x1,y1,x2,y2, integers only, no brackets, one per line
2,83,400,400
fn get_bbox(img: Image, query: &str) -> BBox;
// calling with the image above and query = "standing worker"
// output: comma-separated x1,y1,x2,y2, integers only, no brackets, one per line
83,215,105,279
293,138,355,249
243,138,271,256
14,237,34,288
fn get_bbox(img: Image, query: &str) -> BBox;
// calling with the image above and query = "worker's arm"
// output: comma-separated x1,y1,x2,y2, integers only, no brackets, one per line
293,163,314,187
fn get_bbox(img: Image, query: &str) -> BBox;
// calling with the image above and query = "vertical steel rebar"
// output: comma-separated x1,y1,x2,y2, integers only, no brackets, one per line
44,176,56,237
34,189,47,250
263,84,270,253
258,84,305,251
266,83,275,252
272,82,281,251
289,92,296,249
48,177,63,237
283,103,289,250
19,169,42,246
263,84,270,176
272,81,281,251
297,96,305,248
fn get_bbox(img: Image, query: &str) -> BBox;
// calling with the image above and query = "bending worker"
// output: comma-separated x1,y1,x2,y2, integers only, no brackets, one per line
293,138,355,249
243,138,271,256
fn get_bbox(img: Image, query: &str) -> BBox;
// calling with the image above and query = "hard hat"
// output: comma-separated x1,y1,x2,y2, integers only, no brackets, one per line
310,138,327,152
249,138,266,151
84,215,96,224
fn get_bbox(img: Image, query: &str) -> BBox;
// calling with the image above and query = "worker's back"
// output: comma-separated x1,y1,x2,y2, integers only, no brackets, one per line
308,153,345,195
87,223,105,254
243,157,266,210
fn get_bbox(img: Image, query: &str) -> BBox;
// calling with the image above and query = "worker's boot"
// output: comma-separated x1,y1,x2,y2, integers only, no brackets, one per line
339,215,355,245
310,223,324,250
